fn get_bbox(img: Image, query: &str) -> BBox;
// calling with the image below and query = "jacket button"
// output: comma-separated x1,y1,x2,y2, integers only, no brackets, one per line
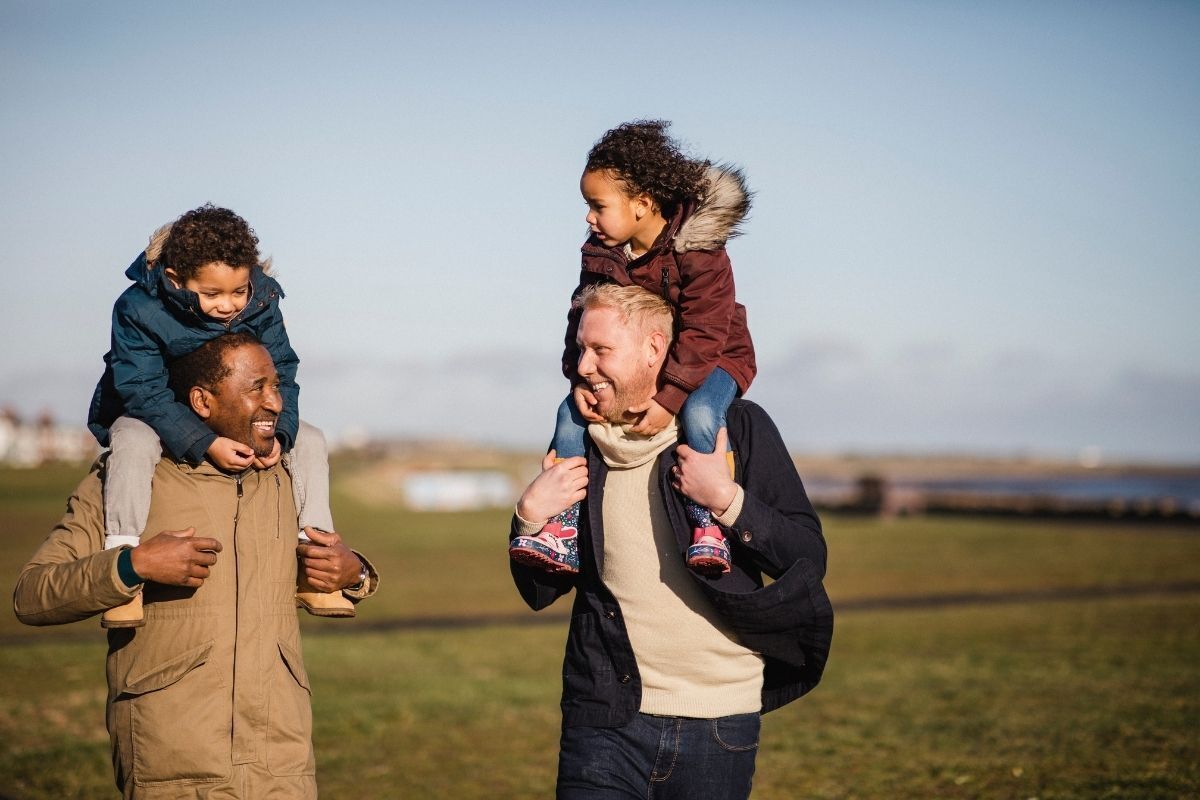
605,266,613,273
604,610,616,619
619,674,631,684
741,531,753,543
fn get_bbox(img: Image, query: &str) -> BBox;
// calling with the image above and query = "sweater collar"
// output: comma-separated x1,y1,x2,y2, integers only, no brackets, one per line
588,417,679,469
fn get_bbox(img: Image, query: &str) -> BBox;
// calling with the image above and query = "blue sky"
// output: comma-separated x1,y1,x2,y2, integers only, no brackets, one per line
2,1,1197,461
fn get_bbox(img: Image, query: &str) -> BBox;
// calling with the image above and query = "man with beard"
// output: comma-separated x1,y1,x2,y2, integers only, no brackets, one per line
14,332,377,799
509,283,832,800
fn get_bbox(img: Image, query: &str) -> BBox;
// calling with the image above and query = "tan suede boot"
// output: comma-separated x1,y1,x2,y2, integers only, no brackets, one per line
296,581,356,617
101,591,144,629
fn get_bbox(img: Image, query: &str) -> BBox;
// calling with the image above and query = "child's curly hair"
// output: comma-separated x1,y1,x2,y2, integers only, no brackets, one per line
585,120,710,218
158,204,261,280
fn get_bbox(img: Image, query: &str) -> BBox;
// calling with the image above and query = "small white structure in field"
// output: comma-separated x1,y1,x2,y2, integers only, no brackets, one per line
402,470,515,511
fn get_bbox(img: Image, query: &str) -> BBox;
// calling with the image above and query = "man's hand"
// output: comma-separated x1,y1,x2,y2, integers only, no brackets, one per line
252,438,283,469
627,398,673,436
572,383,605,424
207,436,255,471
516,450,588,524
673,428,738,515
297,528,362,592
129,528,223,588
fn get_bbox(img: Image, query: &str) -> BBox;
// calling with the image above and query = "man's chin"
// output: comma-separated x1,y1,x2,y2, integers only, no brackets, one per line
249,435,276,459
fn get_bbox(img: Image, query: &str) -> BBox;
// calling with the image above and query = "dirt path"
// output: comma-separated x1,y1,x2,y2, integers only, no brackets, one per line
4,581,1198,647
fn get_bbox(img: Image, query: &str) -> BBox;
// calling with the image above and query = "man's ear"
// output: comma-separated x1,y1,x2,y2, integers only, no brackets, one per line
645,329,668,367
188,386,214,420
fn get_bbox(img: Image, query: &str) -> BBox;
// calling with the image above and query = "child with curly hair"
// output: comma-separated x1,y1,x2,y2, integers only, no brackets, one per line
87,204,358,627
509,120,757,577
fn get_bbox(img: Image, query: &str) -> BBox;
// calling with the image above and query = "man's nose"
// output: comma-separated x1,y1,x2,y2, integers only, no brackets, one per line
263,386,283,412
577,350,594,375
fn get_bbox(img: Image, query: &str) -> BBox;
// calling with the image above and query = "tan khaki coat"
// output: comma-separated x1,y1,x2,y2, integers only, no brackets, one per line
14,456,377,799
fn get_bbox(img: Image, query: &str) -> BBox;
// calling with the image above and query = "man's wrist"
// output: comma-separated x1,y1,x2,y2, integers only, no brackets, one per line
117,547,144,589
347,559,369,591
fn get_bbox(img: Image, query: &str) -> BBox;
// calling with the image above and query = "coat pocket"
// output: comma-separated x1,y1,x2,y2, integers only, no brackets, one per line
266,639,315,777
122,639,233,786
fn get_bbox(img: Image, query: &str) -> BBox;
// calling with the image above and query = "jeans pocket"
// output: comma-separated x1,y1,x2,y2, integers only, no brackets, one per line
711,713,761,752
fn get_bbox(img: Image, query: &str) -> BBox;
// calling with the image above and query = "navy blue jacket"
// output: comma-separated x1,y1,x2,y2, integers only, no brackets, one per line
510,400,833,728
88,254,300,465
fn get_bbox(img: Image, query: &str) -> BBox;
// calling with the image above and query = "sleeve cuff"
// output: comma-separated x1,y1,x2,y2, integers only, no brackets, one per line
514,508,547,536
342,551,379,601
653,384,688,415
715,486,745,527
116,547,144,589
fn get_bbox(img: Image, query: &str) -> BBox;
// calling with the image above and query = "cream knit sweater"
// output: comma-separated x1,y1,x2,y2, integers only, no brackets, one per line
588,420,763,717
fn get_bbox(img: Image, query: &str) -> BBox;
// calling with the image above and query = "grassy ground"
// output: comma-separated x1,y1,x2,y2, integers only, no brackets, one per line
1,463,1197,798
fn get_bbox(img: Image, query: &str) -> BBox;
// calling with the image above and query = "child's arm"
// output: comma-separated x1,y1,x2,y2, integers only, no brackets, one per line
110,299,218,464
255,296,301,453
656,250,738,415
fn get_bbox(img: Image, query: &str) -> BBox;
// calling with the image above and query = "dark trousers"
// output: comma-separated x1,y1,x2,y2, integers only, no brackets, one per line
557,712,760,799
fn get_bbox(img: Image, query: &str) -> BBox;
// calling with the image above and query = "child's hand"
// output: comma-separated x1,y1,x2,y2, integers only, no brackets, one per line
572,383,605,424
253,438,282,469
207,436,255,472
627,399,672,436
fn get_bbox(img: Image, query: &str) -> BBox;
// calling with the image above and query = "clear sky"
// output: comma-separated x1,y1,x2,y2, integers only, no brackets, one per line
2,1,1197,462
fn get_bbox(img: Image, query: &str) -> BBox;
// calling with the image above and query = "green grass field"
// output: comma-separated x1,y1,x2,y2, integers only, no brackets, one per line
1,463,1197,798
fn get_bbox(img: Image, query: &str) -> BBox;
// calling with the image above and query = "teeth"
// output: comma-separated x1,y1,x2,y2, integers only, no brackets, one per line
590,382,610,392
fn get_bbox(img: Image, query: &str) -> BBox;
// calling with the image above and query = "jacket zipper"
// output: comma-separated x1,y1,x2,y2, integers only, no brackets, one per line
660,267,670,298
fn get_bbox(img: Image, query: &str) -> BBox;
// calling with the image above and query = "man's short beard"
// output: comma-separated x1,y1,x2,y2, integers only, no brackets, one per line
605,375,658,425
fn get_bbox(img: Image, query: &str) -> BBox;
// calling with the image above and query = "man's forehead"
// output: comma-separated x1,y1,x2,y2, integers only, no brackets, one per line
220,343,276,385
580,305,638,339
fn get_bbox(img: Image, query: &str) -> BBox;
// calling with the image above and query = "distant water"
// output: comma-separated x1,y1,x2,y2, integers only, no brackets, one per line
914,476,1200,506
804,475,1200,509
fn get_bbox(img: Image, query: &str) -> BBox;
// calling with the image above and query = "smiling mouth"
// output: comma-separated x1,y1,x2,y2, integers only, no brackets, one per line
589,381,611,394
251,418,277,436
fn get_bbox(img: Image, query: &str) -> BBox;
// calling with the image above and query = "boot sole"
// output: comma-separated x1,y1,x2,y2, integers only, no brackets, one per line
510,546,579,574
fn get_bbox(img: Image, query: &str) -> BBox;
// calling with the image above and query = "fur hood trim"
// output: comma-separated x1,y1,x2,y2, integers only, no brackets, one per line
143,220,273,274
673,164,753,253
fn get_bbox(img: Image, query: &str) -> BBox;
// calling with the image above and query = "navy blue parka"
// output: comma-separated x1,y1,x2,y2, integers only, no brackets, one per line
88,253,300,465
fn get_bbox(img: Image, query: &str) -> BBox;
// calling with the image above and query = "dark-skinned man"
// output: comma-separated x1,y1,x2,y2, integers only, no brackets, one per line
14,332,378,799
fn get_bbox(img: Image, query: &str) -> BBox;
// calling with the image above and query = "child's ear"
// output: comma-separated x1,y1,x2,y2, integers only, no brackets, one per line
163,268,183,289
633,193,655,221
188,386,213,419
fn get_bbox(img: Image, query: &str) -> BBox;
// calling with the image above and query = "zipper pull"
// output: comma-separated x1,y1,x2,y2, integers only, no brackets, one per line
236,474,243,499
660,267,670,298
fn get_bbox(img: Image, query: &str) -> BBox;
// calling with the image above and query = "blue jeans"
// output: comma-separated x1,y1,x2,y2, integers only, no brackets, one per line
552,368,738,458
557,712,760,799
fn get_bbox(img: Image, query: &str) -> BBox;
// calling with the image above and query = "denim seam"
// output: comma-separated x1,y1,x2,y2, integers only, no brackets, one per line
712,718,759,752
648,717,682,791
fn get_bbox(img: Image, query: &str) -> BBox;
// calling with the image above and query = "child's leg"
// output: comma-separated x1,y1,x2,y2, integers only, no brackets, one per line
508,395,588,574
290,420,335,538
104,416,162,550
101,416,160,628
290,421,355,617
679,369,738,576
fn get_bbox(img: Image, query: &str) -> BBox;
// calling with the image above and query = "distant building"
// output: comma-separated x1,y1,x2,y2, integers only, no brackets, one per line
0,407,98,467
401,470,516,511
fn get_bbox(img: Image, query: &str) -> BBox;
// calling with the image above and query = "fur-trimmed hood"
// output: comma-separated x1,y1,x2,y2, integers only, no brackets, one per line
673,164,753,253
